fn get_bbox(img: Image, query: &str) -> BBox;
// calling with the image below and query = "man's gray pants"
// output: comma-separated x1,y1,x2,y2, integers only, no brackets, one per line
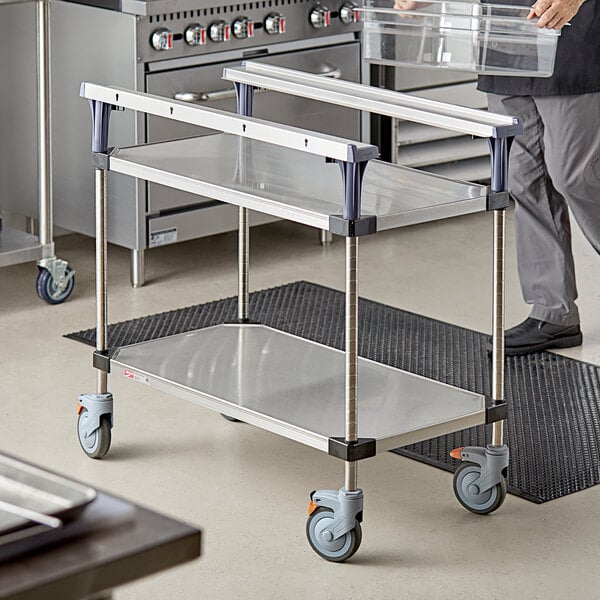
487,93,600,326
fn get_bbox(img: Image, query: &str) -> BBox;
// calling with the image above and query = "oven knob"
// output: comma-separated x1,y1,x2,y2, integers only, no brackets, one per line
309,6,331,28
150,28,173,51
232,17,254,39
264,13,286,35
185,23,206,46
209,20,231,42
339,3,359,23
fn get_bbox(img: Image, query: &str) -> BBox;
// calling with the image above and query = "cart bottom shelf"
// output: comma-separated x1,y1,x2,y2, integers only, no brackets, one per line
111,324,486,453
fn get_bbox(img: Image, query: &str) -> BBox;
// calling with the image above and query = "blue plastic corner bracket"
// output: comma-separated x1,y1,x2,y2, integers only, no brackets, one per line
234,82,255,117
89,100,113,154
487,136,515,195
337,160,369,221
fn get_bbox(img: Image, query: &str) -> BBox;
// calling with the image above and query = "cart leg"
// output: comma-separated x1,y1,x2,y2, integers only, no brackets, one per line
36,0,51,254
307,163,368,561
345,235,359,493
34,0,75,305
131,249,145,288
238,206,249,322
319,230,333,245
77,101,114,459
452,136,513,514
235,82,253,325
220,83,254,423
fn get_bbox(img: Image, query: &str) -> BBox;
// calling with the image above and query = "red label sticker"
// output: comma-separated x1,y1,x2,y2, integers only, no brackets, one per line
124,369,135,379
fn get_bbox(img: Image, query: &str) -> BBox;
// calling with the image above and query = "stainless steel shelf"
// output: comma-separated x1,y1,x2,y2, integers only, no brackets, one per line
0,228,43,268
397,137,490,169
424,157,492,183
109,134,488,232
111,324,486,453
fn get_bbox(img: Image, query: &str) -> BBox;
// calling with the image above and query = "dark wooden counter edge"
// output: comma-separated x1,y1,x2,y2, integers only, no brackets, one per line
0,505,202,600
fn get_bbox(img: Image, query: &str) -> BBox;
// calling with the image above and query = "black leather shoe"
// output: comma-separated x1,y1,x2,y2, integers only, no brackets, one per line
487,317,582,356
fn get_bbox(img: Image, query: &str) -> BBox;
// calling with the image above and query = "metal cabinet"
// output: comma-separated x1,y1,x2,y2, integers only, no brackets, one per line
391,67,490,182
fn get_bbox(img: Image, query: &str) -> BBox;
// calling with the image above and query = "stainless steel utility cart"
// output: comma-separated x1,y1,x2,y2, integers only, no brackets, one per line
77,65,519,561
0,0,74,303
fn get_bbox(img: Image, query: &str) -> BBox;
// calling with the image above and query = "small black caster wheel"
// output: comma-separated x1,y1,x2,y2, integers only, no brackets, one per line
36,266,75,304
453,461,507,515
306,507,362,562
77,410,111,459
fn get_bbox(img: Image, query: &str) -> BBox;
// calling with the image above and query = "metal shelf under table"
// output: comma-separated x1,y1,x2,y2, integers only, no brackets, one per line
0,227,43,268
111,324,486,453
108,134,488,231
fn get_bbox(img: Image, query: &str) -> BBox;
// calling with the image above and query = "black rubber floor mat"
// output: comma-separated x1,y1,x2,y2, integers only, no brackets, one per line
65,281,600,503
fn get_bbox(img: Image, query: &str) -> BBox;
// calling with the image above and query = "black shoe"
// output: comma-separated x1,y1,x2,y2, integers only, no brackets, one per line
487,317,582,356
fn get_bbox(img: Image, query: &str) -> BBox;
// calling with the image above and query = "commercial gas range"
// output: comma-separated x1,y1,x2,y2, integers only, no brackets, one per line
0,0,361,285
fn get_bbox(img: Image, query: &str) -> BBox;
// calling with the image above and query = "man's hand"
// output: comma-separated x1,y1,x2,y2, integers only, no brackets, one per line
527,0,586,29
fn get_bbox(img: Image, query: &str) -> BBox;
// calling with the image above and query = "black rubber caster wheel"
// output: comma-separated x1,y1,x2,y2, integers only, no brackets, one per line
36,266,75,304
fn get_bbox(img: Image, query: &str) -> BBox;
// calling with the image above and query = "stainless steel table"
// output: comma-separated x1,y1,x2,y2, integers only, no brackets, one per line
0,0,74,303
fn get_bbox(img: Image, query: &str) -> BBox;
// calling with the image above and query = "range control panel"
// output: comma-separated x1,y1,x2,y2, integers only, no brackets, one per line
138,0,360,62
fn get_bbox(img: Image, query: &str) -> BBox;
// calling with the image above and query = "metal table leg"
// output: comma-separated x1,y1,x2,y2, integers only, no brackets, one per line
34,0,75,304
130,248,145,288
77,101,114,460
451,136,512,514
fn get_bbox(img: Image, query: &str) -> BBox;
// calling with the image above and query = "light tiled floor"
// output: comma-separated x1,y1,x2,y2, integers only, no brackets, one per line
1,209,600,599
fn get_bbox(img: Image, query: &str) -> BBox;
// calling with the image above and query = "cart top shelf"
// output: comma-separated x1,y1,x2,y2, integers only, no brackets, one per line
223,62,523,139
109,134,488,232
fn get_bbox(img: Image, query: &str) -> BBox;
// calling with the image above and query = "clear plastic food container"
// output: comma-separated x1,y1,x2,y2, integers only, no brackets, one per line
359,0,561,76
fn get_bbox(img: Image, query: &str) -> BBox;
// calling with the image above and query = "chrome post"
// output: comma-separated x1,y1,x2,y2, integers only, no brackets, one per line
96,168,108,395
390,116,399,165
344,235,358,492
130,249,145,288
492,208,505,447
234,82,254,322
36,0,53,249
238,207,249,321
488,136,510,448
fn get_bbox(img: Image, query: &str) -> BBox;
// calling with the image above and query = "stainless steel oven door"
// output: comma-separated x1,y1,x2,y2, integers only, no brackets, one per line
145,41,360,213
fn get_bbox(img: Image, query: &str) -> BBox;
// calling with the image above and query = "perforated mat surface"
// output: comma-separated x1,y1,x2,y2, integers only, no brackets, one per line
65,281,600,503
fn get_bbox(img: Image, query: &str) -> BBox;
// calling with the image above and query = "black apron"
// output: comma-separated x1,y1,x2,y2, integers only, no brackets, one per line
477,0,600,96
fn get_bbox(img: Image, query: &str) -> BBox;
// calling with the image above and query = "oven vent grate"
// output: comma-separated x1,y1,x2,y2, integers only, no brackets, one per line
148,0,308,22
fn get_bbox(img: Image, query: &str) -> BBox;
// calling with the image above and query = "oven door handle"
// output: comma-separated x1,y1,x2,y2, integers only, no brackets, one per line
174,88,267,103
173,65,343,103
317,65,342,79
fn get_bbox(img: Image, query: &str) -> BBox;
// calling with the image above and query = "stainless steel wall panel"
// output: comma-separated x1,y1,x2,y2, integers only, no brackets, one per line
0,3,38,219
51,2,142,249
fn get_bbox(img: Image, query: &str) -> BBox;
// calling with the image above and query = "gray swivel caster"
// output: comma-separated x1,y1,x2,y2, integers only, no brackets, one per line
306,506,362,562
305,488,364,562
453,461,507,514
77,393,113,459
451,445,509,515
